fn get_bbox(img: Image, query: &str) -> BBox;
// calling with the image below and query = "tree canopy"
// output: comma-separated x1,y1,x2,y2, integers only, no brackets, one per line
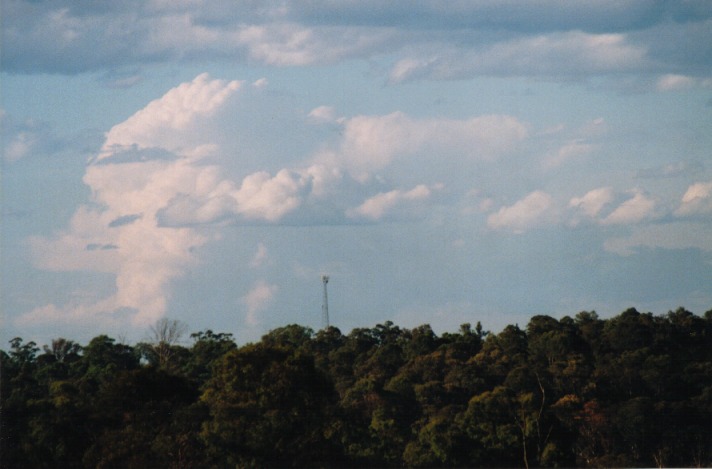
2,307,711,468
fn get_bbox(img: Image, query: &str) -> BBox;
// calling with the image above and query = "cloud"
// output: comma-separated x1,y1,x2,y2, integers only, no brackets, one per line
108,213,143,227
308,105,339,123
325,112,528,180
156,166,324,226
293,1,712,33
656,74,696,91
86,243,118,251
675,181,712,217
388,31,647,83
636,160,705,179
15,301,132,330
13,63,709,335
96,73,242,161
487,191,557,233
601,190,656,225
569,187,661,226
103,73,144,89
569,187,615,219
0,111,58,162
604,222,712,256
234,169,311,222
543,140,595,168
250,242,269,268
235,23,391,66
252,77,269,89
150,108,527,228
241,280,278,326
346,184,432,221
5,1,709,90
23,74,242,327
540,117,605,168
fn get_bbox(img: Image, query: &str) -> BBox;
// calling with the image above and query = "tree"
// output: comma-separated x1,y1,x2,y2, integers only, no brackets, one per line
36,339,83,383
2,339,42,467
201,343,342,467
140,318,188,371
460,386,521,466
183,330,236,384
83,367,201,468
2,308,712,467
79,335,139,389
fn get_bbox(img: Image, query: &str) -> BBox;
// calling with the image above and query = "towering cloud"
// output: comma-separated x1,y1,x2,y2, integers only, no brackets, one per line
21,74,242,327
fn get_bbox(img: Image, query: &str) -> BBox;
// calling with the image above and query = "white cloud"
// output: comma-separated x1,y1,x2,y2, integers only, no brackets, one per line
308,105,338,123
241,280,278,326
569,187,615,219
235,23,391,66
97,73,242,161
541,118,604,168
328,112,528,180
0,111,56,162
388,58,436,83
544,140,595,168
236,24,320,66
487,191,556,233
15,300,127,330
233,169,310,222
601,190,656,225
24,74,242,327
156,165,331,226
389,31,647,83
151,108,524,228
252,77,269,89
5,132,35,161
675,181,712,216
656,74,696,91
27,206,122,274
346,184,432,221
250,242,269,268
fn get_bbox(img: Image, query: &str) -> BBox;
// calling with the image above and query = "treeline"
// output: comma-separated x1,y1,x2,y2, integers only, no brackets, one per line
2,307,711,468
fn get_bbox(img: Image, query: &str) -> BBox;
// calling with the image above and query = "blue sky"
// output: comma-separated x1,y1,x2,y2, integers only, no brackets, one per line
2,1,711,346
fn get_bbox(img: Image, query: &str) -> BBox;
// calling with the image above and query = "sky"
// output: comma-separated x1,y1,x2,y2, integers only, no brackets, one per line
2,1,712,346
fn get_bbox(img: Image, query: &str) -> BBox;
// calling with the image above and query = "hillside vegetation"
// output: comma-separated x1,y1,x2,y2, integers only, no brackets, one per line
2,307,711,468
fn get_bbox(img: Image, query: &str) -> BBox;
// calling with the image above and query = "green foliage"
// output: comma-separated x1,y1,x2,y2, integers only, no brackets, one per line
2,308,711,468
200,342,342,467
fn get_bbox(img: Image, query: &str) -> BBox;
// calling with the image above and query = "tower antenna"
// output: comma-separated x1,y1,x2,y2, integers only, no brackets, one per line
321,275,330,329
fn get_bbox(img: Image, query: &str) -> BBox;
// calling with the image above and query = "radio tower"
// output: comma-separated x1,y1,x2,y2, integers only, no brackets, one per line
321,275,330,329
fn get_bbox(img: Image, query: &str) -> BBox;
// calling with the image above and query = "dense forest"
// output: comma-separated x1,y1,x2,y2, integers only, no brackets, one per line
2,307,711,468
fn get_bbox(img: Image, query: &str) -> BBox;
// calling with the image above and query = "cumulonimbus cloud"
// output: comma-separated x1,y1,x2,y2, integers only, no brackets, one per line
16,72,540,330
20,74,243,328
